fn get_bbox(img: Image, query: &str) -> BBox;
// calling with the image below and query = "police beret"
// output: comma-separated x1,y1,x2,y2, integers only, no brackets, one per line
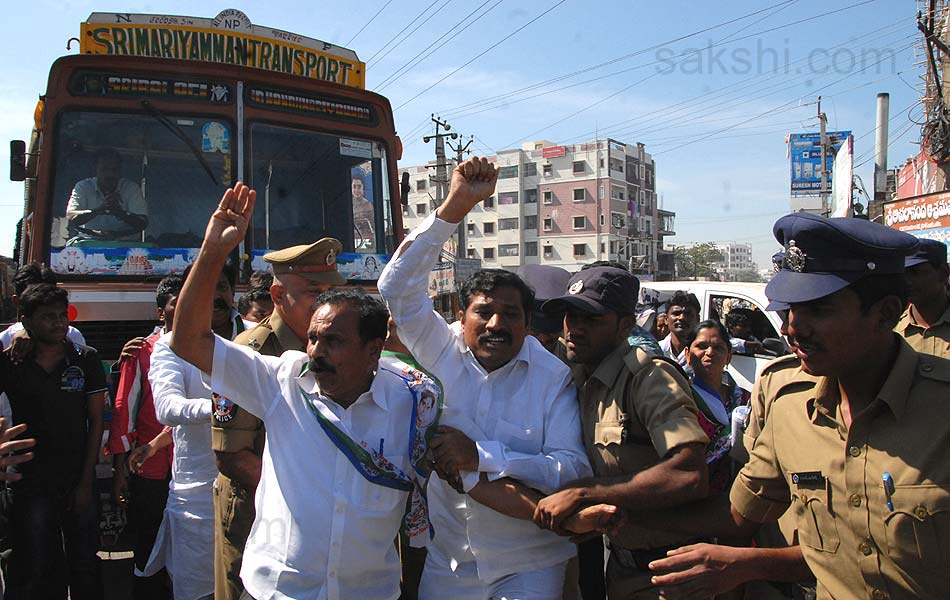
263,238,347,285
905,238,948,268
765,213,918,309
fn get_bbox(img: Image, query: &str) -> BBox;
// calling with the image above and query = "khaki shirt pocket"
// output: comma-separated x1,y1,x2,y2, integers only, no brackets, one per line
883,484,950,579
794,482,840,553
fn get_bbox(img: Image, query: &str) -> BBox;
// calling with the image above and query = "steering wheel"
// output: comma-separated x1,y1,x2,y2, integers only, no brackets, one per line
70,206,148,240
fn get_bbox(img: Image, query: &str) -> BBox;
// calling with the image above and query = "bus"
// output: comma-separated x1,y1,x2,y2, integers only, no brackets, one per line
11,10,407,358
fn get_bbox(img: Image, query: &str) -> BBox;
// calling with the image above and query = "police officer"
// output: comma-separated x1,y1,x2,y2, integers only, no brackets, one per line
615,213,950,600
211,238,345,600
517,264,571,354
533,267,710,600
896,238,950,359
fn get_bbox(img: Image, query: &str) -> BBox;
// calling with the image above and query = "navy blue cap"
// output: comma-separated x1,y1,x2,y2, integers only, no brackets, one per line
518,265,571,334
765,213,919,310
905,238,948,268
542,267,640,316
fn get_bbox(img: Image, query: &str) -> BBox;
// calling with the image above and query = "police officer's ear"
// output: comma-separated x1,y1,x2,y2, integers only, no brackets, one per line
873,294,905,331
270,281,285,306
618,312,638,337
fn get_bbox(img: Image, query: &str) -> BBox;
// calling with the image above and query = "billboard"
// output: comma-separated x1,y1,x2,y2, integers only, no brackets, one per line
542,146,566,158
789,131,851,196
830,135,853,218
884,191,950,245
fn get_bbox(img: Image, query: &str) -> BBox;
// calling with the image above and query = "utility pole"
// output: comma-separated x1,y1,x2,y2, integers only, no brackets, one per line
423,115,457,210
446,135,474,250
873,93,890,212
818,96,830,215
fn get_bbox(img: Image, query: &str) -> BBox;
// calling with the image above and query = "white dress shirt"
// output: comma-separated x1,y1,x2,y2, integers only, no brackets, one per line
144,334,216,599
206,336,417,600
660,333,688,367
378,213,592,581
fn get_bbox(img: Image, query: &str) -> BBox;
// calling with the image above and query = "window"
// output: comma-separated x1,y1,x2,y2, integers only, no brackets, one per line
573,188,586,202
598,184,605,200
523,162,537,177
573,216,586,230
640,164,646,178
499,244,519,257
499,192,519,205
543,190,553,204
467,223,476,235
499,217,519,231
484,222,495,235
573,160,586,174
600,242,605,253
611,212,626,228
524,215,538,230
498,165,519,179
402,205,409,217
484,196,495,209
484,247,495,260
610,241,617,253
416,179,427,191
599,214,606,226
524,241,538,256
416,203,427,215
467,248,476,258
573,244,587,257
543,244,554,258
524,189,538,203
534,143,543,150
542,163,553,176
543,217,553,232
599,158,605,168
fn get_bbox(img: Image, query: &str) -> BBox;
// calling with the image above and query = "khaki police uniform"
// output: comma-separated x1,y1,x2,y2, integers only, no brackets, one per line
895,304,950,360
731,338,950,600
212,238,345,600
573,342,709,600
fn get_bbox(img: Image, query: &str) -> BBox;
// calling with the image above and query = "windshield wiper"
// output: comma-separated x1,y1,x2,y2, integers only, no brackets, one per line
141,100,219,186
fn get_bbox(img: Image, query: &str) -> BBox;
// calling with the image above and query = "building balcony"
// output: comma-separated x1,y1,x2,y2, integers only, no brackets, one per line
658,209,676,236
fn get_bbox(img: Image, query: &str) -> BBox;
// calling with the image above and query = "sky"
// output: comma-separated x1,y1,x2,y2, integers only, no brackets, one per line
0,0,922,268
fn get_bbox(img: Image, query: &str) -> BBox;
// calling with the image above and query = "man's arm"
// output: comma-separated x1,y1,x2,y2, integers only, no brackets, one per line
150,337,215,426
648,543,811,599
66,180,92,220
169,182,256,373
378,157,498,370
108,351,142,507
215,450,262,490
535,441,708,532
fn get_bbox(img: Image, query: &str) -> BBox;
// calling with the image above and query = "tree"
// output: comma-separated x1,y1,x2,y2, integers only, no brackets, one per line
734,269,765,283
673,243,724,280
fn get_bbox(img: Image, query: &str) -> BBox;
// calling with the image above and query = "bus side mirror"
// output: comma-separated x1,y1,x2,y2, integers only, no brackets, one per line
10,140,25,182
400,171,410,206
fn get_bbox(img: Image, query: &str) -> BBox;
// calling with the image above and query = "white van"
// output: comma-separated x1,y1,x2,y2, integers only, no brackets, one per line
640,281,789,390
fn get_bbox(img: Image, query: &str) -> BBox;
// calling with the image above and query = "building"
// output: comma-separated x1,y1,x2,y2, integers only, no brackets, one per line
711,242,755,280
399,138,675,278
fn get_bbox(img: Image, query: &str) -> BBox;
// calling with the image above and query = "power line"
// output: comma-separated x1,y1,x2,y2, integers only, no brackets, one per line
345,0,394,46
376,0,503,90
365,0,444,65
393,0,568,112
368,0,456,69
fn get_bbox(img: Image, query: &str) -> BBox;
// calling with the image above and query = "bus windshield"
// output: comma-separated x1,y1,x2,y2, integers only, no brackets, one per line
247,123,394,275
49,112,395,280
50,110,232,276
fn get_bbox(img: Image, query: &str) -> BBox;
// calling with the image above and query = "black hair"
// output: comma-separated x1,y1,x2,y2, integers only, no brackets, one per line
313,288,389,343
96,148,122,165
725,307,754,331
249,270,273,292
580,260,629,272
458,269,534,323
156,274,184,308
689,319,731,350
19,283,68,318
850,274,907,314
668,290,701,313
14,262,56,296
183,261,237,290
238,288,272,315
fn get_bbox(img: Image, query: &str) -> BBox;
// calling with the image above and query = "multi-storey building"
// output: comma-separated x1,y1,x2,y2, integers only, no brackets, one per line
712,242,756,279
399,138,675,278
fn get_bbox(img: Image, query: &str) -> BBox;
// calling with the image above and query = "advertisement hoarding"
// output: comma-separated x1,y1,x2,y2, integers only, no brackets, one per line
789,131,851,196
884,191,950,246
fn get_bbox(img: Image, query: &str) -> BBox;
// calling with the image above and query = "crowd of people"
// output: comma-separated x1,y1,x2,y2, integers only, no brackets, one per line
0,156,948,600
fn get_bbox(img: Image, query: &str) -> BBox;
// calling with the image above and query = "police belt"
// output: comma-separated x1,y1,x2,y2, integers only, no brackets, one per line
609,539,710,573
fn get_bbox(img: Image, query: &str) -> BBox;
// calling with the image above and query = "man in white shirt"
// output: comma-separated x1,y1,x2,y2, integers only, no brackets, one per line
379,157,592,600
166,182,424,600
66,149,147,240
658,291,700,367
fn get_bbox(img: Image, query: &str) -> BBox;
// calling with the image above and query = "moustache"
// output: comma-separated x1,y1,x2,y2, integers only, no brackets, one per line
213,299,229,312
309,358,336,374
